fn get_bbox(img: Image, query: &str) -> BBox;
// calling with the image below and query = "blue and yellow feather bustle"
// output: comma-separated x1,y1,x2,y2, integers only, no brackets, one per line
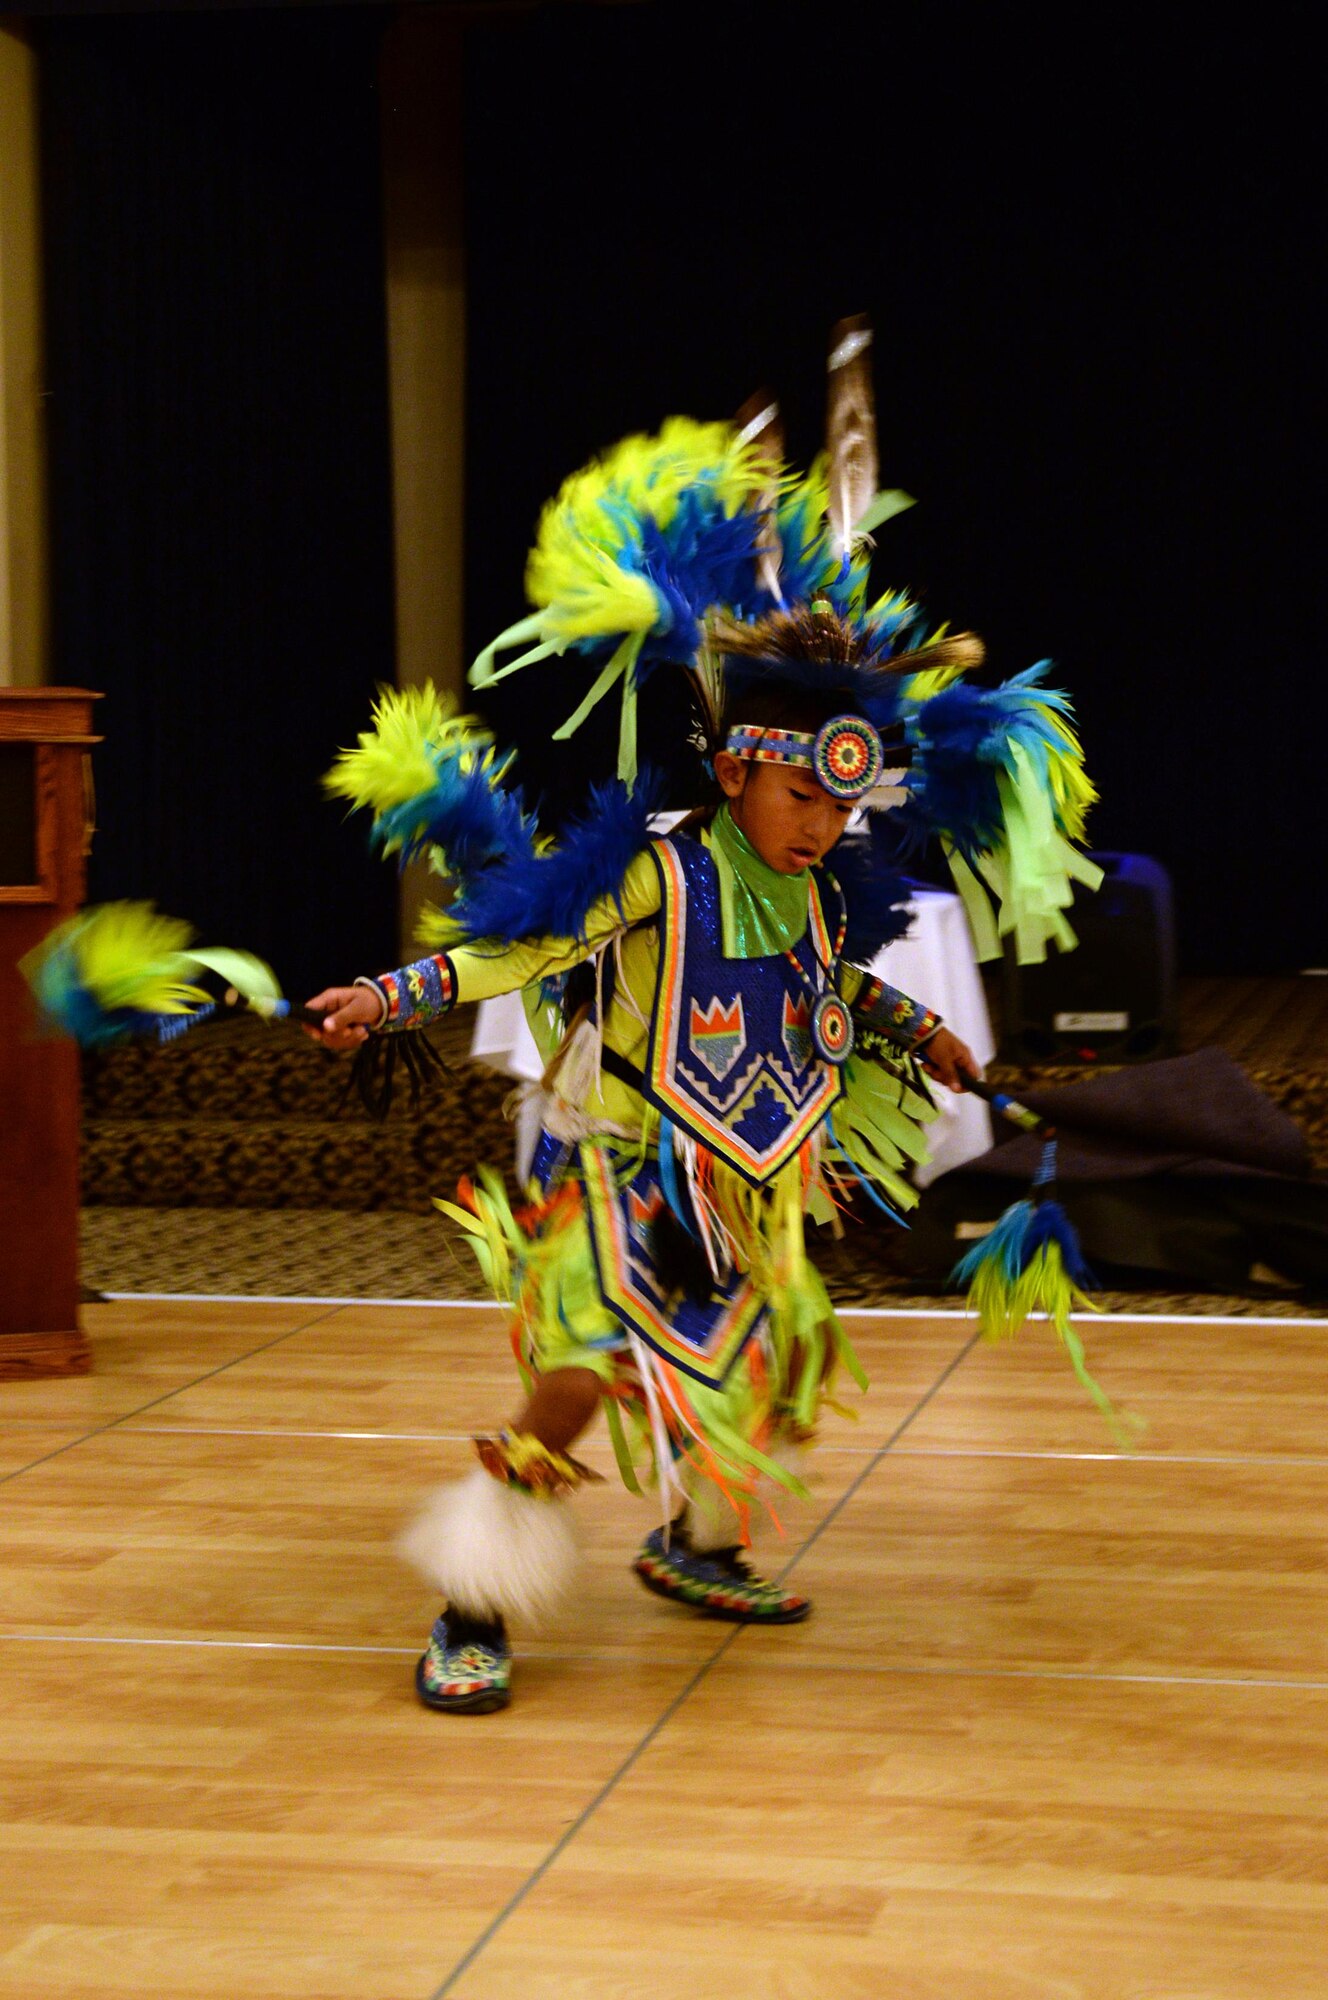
460,406,1099,975
897,664,1103,962
468,417,920,792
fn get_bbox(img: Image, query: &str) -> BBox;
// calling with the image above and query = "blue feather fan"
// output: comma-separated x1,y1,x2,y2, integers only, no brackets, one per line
448,766,670,948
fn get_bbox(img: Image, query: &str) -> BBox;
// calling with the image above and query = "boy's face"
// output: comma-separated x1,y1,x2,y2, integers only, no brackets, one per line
714,753,855,875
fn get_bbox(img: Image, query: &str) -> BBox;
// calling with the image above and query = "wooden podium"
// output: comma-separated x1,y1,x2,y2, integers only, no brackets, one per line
0,687,101,1378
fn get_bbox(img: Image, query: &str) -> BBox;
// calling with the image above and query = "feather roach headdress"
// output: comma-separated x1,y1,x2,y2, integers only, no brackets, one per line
469,318,1099,957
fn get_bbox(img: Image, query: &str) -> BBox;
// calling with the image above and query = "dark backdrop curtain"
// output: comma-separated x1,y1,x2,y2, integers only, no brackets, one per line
38,6,397,1000
462,1,1319,975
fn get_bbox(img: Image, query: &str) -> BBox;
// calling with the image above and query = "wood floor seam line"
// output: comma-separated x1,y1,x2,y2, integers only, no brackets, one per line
0,1304,345,1490
424,1627,747,2000
425,1329,981,2000
97,1291,1328,1327
772,1332,982,1591
0,1633,420,1655
0,1632,1324,1692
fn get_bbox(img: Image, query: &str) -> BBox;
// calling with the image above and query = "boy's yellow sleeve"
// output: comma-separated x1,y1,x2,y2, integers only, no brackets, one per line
370,850,662,1025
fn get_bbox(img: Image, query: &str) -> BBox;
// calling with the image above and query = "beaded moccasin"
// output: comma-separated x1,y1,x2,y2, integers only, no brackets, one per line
415,1609,512,1714
632,1526,811,1623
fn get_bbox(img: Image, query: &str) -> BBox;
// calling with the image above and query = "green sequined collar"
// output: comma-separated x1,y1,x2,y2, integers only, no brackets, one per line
706,805,810,959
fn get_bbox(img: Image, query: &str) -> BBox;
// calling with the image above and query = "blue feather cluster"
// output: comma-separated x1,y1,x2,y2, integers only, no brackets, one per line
374,758,537,877
950,1195,1093,1288
575,494,779,686
902,662,1077,860
638,494,776,660
825,822,915,965
27,962,134,1047
720,648,912,736
449,766,669,948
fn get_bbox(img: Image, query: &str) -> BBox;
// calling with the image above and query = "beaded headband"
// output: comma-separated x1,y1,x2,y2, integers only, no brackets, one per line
723,714,890,801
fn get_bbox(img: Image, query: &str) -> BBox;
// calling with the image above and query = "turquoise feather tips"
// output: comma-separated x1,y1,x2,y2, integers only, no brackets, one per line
952,1191,1135,1445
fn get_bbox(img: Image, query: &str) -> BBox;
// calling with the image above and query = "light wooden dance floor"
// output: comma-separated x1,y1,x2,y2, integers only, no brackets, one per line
1,1297,1325,1999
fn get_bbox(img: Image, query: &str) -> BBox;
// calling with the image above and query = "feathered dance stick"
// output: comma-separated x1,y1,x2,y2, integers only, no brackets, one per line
20,898,448,1122
950,1070,1132,1440
20,901,284,1047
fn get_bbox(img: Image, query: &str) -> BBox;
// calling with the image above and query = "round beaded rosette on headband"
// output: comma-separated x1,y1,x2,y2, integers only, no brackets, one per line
723,712,888,802
811,716,885,799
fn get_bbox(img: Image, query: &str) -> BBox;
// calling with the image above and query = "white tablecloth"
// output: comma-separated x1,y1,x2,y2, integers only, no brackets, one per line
866,890,995,1186
470,889,994,1186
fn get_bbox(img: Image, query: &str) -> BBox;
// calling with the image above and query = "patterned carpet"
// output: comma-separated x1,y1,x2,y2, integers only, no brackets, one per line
79,975,1328,1311
79,1202,1323,1316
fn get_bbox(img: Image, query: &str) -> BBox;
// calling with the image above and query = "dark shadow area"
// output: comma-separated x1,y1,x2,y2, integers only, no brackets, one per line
38,6,398,997
462,1,1317,974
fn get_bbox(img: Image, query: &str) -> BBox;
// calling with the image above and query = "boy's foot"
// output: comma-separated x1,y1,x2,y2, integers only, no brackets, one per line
632,1527,811,1623
415,1608,511,1713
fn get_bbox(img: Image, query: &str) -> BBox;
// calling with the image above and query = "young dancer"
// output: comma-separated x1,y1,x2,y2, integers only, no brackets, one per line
311,328,1099,1712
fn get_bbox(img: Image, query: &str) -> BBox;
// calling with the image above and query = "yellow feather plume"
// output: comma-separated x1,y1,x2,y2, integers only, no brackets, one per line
524,417,771,644
323,683,495,818
67,902,208,1015
1037,704,1097,844
322,680,508,852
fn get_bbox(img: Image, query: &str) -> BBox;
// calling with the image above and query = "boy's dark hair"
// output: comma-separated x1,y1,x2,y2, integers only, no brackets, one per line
715,602,873,745
721,684,849,739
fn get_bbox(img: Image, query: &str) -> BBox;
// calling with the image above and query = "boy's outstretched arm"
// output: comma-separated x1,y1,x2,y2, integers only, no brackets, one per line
843,968,983,1093
307,852,664,1055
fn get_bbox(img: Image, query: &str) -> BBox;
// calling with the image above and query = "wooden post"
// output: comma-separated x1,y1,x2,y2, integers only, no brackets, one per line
0,687,100,1377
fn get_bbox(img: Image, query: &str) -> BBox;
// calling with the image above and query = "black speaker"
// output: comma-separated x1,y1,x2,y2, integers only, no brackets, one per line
1001,853,1178,1064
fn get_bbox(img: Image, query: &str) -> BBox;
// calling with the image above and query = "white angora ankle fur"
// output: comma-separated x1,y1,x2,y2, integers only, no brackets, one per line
397,1466,580,1626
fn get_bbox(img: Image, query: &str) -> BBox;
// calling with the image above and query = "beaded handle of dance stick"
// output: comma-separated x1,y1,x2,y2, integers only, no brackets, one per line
957,1068,1062,1196
228,990,326,1028
956,1067,1056,1140
149,991,326,1044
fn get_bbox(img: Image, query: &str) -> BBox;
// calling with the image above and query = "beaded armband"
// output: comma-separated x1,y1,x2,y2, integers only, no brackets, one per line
364,952,457,1032
851,973,942,1053
474,1430,605,1498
